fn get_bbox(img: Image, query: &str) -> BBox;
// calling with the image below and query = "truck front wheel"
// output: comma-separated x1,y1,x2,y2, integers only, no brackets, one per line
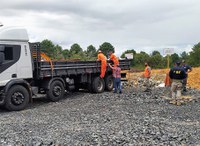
92,77,105,93
5,85,30,111
47,80,65,102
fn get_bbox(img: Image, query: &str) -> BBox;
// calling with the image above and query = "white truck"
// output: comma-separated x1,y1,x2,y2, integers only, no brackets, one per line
0,27,130,111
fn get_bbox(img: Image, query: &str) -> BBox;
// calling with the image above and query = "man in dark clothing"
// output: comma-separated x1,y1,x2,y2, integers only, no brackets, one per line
108,63,122,94
169,62,186,101
181,60,192,92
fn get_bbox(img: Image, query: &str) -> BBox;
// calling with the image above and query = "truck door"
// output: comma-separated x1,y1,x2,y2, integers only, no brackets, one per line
16,43,33,79
0,44,20,86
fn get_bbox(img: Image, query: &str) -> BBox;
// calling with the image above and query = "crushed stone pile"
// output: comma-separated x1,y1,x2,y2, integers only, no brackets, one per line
0,86,200,146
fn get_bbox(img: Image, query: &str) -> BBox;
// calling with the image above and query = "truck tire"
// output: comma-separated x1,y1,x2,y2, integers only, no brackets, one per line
105,75,114,91
5,85,30,111
92,77,105,93
47,80,65,102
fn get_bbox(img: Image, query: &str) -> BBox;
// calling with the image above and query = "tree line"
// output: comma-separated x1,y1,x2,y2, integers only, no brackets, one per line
121,43,200,69
40,39,200,69
40,40,115,61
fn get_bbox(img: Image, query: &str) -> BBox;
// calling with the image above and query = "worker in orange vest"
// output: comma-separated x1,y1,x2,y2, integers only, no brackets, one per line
143,62,151,91
109,51,119,67
97,50,107,78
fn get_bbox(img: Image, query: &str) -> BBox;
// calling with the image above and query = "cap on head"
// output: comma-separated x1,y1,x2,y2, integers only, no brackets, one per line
98,50,102,53
176,61,181,66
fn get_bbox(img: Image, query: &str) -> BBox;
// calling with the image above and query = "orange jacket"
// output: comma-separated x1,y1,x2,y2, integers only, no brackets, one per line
98,53,107,64
98,52,107,78
110,53,119,66
144,66,151,78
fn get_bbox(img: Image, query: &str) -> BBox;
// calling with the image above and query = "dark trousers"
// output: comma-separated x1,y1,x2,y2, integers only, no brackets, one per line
114,78,122,93
182,76,188,90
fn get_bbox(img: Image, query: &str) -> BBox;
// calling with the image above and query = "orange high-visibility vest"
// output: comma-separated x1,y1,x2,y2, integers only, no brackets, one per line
98,53,106,62
144,66,151,78
98,53,107,78
110,53,119,67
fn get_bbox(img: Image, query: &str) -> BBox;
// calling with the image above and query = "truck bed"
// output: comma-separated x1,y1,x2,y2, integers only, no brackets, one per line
30,43,130,79
34,60,130,79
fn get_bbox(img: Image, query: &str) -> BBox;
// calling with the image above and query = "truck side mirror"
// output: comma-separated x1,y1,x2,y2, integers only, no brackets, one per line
0,52,5,65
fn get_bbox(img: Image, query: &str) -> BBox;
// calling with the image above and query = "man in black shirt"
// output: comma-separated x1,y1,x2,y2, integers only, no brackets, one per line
169,62,186,101
181,60,192,92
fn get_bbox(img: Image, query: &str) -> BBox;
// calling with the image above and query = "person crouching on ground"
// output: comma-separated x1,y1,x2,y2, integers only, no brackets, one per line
169,61,186,102
108,63,122,94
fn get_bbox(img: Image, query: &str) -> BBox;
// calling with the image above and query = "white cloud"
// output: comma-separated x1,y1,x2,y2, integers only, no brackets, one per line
0,0,200,57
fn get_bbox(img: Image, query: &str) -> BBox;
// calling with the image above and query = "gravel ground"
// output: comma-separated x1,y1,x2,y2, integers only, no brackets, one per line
0,86,200,146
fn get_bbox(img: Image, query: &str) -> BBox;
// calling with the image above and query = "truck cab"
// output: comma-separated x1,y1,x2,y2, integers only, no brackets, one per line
0,28,33,86
0,28,34,110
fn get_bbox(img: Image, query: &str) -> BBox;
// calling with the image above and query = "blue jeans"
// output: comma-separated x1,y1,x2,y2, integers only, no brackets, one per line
114,78,122,93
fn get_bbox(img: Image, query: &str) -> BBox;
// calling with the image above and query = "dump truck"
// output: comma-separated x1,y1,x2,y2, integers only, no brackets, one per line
0,27,130,111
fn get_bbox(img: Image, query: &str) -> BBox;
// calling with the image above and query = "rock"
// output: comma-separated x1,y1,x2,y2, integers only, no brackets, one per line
0,87,200,145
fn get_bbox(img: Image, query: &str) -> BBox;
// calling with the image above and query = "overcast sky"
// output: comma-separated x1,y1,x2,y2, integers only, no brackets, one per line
1,0,200,56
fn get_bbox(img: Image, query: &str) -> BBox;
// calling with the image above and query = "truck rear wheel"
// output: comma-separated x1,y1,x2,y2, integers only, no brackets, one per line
105,75,114,91
5,85,30,111
92,77,105,93
47,80,65,102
